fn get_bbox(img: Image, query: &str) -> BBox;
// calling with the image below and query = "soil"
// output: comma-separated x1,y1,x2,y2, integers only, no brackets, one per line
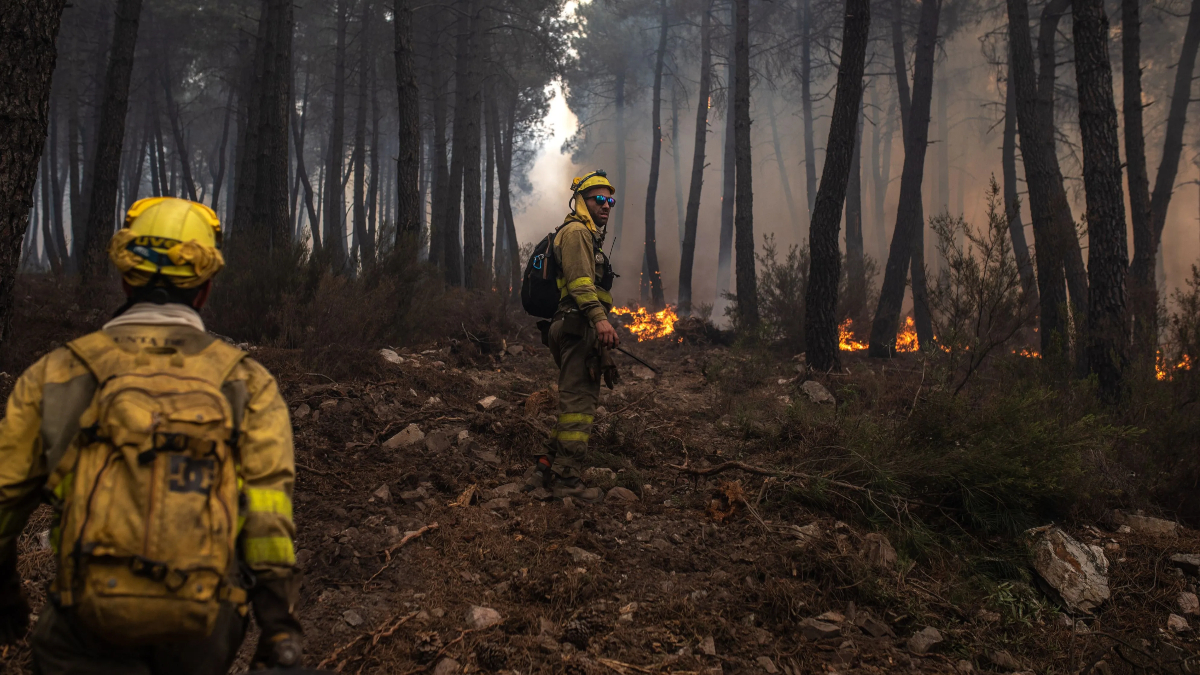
4,302,1200,674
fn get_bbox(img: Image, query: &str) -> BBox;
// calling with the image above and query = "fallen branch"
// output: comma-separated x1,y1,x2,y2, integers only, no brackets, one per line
316,611,420,672
398,628,479,675
364,523,440,589
670,461,940,510
296,463,355,489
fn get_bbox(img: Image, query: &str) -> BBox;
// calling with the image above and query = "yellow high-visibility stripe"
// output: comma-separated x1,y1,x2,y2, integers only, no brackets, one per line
575,292,598,305
597,289,613,304
243,536,296,566
557,413,594,425
556,430,590,443
566,276,594,291
245,488,293,520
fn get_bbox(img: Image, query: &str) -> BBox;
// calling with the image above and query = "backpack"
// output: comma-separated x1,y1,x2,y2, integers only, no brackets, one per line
521,228,563,319
45,331,249,646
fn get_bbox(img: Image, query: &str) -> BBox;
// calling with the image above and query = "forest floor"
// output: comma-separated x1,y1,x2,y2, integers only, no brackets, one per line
3,279,1200,674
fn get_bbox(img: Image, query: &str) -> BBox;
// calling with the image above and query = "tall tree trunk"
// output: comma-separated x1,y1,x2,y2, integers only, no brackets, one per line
209,87,231,215
672,86,687,246
484,85,496,277
152,100,170,197
716,5,736,309
806,0,870,371
148,108,162,198
0,0,66,341
612,69,628,253
1007,0,1072,355
123,116,146,212
353,0,372,269
1123,0,1153,357
67,63,83,267
1131,0,1200,355
1073,0,1129,400
291,86,320,252
394,0,422,251
768,97,801,234
428,15,450,267
643,0,669,308
160,51,198,201
844,100,866,322
49,98,70,266
442,0,473,287
678,2,713,316
799,0,817,222
869,0,940,357
41,148,64,275
324,0,350,268
1003,49,1039,307
367,62,381,257
733,0,757,326
501,93,520,297
80,0,142,282
461,8,484,289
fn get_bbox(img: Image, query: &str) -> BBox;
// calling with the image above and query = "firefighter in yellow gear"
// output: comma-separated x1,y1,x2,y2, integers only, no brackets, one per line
0,197,303,673
524,171,621,503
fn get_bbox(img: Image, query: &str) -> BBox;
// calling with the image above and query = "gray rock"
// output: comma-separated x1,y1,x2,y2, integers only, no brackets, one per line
816,611,844,623
788,522,823,548
431,657,461,675
565,546,601,564
800,618,841,641
855,614,894,638
294,403,311,419
988,650,1022,670
756,656,779,674
372,484,391,502
861,533,897,570
343,610,364,627
700,636,717,656
1169,613,1191,633
425,430,454,454
1170,553,1200,576
955,660,974,674
606,487,638,503
506,344,524,356
583,467,617,482
466,606,503,630
491,482,522,497
399,487,429,504
1031,527,1110,612
907,626,943,654
631,365,656,380
799,380,836,404
481,498,511,511
477,395,509,411
1180,592,1200,616
383,424,424,449
379,348,404,365
1112,510,1178,536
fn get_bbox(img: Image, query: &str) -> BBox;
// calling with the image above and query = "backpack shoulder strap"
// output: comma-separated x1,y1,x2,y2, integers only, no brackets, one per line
201,340,249,440
65,331,124,383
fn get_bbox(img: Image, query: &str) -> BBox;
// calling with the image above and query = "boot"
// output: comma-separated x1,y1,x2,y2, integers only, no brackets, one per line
522,456,552,493
550,476,603,504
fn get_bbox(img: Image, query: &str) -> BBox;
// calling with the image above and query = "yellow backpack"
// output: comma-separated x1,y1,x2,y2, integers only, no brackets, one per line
45,331,248,646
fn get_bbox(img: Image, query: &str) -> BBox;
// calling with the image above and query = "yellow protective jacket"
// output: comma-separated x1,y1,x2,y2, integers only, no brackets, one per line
0,320,298,589
554,221,614,325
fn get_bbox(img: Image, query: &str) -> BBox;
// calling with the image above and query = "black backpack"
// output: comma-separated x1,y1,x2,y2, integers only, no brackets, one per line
521,229,562,319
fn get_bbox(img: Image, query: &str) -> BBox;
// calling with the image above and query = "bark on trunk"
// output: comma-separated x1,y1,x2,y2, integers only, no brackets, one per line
671,86,686,246
80,0,142,282
161,50,198,201
324,0,350,269
49,99,70,266
211,88,234,217
353,0,372,269
484,86,496,277
394,0,422,250
643,0,669,308
806,0,870,371
612,69,628,253
67,63,83,267
428,13,450,267
844,100,866,322
1123,0,1153,356
869,0,940,357
799,0,817,222
1131,0,1200,353
461,7,484,289
716,6,736,306
733,0,757,326
1072,0,1129,400
42,147,64,275
367,62,380,257
678,2,713,316
442,0,473,286
0,0,66,341
870,85,894,261
1003,49,1038,307
291,105,321,251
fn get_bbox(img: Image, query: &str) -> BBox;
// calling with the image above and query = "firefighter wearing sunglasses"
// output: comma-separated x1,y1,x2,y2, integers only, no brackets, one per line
523,171,621,503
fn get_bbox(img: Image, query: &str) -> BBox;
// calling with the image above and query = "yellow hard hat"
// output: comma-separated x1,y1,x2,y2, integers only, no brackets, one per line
108,197,225,288
570,170,615,196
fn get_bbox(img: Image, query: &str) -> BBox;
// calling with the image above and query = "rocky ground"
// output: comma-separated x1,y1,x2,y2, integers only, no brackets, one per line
6,321,1200,674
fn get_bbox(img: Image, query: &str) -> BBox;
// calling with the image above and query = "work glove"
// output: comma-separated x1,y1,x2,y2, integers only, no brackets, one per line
250,576,304,669
601,348,620,390
0,557,30,645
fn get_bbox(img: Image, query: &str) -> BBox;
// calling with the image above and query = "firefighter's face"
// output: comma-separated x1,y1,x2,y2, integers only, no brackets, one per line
583,187,615,227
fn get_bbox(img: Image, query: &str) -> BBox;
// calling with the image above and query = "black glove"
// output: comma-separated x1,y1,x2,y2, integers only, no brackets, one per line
250,576,304,669
0,557,30,645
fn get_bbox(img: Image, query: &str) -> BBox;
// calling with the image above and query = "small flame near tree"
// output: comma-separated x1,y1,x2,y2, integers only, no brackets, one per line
837,317,920,352
1157,352,1193,381
611,305,680,341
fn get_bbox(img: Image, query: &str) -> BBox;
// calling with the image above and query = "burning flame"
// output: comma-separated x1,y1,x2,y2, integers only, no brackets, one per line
1157,352,1193,381
611,305,680,341
837,317,921,352
1014,348,1041,358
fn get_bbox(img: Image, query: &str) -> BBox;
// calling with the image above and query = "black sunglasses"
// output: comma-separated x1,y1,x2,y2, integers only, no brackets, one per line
590,195,616,207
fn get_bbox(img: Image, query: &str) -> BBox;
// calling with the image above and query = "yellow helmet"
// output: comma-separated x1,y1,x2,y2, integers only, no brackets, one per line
570,170,615,196
108,197,225,288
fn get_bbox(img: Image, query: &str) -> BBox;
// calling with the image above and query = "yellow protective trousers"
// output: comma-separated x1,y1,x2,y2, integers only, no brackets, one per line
541,312,601,480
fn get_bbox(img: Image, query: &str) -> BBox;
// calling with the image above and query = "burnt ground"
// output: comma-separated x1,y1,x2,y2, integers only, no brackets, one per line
5,319,1200,675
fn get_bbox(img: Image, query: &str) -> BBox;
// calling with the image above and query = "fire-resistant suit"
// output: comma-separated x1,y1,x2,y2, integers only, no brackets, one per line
0,304,301,674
